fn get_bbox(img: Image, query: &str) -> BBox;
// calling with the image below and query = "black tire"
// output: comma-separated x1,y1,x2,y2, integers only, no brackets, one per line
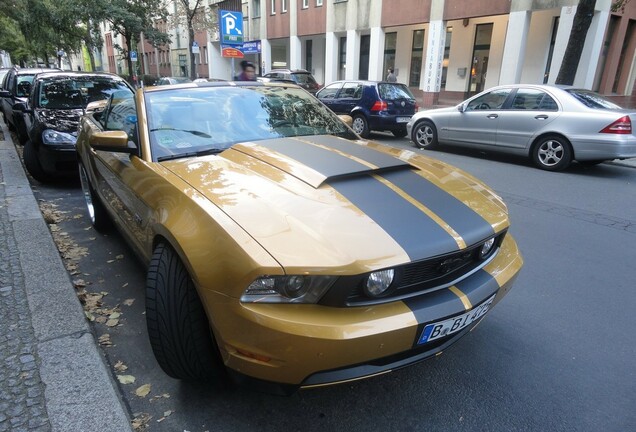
23,140,50,183
78,162,111,232
352,114,370,138
146,242,223,381
392,128,408,138
15,117,28,145
411,120,438,149
531,135,572,171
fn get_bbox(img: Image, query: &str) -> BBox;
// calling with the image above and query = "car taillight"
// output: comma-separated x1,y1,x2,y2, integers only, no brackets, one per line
371,101,388,112
599,116,632,134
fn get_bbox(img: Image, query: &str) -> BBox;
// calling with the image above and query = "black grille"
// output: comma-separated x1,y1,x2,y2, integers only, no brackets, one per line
317,232,506,307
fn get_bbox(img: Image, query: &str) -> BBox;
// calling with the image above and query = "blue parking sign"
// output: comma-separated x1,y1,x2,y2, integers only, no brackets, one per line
220,10,243,45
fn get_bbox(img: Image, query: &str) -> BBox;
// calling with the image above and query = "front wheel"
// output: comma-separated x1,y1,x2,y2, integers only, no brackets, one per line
23,140,50,183
531,135,572,171
146,242,223,381
79,162,110,232
411,120,438,149
352,114,370,138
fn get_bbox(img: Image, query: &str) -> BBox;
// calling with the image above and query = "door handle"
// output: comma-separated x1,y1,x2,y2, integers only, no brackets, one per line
535,115,548,120
487,114,498,119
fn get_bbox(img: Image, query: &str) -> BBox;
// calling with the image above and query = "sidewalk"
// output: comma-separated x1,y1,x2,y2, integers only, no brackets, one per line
0,123,131,431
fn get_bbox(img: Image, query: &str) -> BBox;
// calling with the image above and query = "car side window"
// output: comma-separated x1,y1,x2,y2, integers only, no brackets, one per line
538,93,558,111
337,83,362,99
317,82,342,99
466,89,511,111
510,89,554,111
102,91,139,148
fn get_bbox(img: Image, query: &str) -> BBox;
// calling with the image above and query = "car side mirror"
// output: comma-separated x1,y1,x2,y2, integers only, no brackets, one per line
339,114,353,128
89,131,136,153
86,100,108,113
457,103,466,113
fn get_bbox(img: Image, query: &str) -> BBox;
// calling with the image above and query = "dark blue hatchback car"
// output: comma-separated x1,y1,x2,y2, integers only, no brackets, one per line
316,80,418,138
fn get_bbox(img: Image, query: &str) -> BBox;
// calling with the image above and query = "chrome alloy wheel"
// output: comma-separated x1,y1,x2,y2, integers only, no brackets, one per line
536,139,564,167
79,164,96,224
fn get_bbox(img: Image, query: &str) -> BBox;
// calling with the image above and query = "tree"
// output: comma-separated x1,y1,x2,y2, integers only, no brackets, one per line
171,0,210,80
555,0,597,85
100,0,170,80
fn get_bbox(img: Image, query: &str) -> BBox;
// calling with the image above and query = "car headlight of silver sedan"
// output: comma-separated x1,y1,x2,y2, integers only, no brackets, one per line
241,275,337,303
42,129,77,146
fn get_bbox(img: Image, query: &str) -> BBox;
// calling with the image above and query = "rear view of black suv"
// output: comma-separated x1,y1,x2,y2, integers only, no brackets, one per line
316,80,418,138
17,71,133,182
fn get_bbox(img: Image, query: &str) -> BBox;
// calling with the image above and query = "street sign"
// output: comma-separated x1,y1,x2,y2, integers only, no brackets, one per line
241,41,261,54
192,41,200,54
220,10,243,45
130,51,138,62
222,47,244,59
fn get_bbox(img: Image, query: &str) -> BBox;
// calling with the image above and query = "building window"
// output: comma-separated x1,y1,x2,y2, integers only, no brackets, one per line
302,0,308,8
359,35,370,80
271,0,275,14
544,18,559,84
409,29,424,87
253,0,261,18
339,36,347,80
334,0,347,3
282,0,287,12
316,0,322,5
383,32,397,76
306,39,313,72
441,27,452,90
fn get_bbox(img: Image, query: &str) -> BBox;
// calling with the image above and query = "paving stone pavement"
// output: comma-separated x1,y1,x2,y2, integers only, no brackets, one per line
0,125,132,432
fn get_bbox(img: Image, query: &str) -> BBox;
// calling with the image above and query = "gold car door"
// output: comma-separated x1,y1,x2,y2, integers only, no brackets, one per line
92,93,152,257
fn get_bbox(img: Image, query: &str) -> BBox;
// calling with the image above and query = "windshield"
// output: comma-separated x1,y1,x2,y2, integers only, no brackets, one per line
146,86,357,161
292,73,317,86
39,76,132,109
566,89,623,110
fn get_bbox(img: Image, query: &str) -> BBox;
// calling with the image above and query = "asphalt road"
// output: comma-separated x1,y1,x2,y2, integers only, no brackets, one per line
26,133,636,432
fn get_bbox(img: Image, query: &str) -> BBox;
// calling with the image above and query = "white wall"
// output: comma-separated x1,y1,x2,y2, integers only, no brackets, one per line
520,9,558,83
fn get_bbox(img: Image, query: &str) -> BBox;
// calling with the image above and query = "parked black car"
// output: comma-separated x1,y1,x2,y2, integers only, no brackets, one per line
17,71,133,182
258,69,322,94
316,80,418,138
0,67,60,143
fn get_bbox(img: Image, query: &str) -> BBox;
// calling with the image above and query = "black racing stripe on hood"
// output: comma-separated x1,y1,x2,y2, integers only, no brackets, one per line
254,136,411,184
380,170,495,247
455,269,499,307
328,175,459,261
303,135,412,169
258,138,372,179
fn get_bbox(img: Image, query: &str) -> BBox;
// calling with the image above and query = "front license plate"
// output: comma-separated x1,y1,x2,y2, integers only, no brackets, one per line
418,295,496,344
396,116,411,123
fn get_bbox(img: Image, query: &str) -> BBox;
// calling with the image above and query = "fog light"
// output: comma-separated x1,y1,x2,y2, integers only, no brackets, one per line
479,238,495,259
364,269,395,297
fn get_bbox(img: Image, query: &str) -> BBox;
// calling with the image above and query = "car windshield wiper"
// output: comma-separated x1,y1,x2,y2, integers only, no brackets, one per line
150,127,212,138
156,147,224,162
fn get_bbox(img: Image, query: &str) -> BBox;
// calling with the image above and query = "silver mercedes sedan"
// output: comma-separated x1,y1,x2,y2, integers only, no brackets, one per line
406,84,636,171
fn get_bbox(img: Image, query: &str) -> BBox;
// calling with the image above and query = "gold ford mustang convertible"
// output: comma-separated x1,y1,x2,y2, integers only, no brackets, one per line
76,82,523,394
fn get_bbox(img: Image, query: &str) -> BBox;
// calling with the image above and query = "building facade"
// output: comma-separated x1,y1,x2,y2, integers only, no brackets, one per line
94,0,636,104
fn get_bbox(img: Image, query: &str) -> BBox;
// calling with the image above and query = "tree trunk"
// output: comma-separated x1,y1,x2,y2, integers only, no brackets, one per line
188,24,196,80
555,0,597,85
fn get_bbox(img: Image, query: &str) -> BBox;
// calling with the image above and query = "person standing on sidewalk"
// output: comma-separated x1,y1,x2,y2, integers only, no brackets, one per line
386,68,397,82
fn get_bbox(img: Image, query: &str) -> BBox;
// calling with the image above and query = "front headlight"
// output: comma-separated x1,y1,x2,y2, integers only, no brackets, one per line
241,275,337,304
42,129,77,146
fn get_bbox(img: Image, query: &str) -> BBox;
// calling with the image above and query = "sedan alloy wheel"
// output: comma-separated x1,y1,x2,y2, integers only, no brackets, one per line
532,135,572,171
412,120,438,149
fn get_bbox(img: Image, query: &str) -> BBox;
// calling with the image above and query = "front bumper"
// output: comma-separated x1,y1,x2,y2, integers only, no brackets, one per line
37,143,78,176
203,234,522,391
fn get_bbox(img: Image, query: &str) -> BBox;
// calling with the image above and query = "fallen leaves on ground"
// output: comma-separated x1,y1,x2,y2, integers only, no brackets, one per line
135,384,152,398
117,374,136,384
131,413,151,432
149,393,170,402
156,410,174,423
114,360,128,373
98,334,113,347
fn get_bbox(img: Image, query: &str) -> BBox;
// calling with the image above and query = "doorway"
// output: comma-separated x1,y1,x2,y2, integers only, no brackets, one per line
469,23,493,94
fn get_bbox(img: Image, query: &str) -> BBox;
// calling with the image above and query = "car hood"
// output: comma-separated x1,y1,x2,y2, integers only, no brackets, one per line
36,108,83,132
162,135,509,272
